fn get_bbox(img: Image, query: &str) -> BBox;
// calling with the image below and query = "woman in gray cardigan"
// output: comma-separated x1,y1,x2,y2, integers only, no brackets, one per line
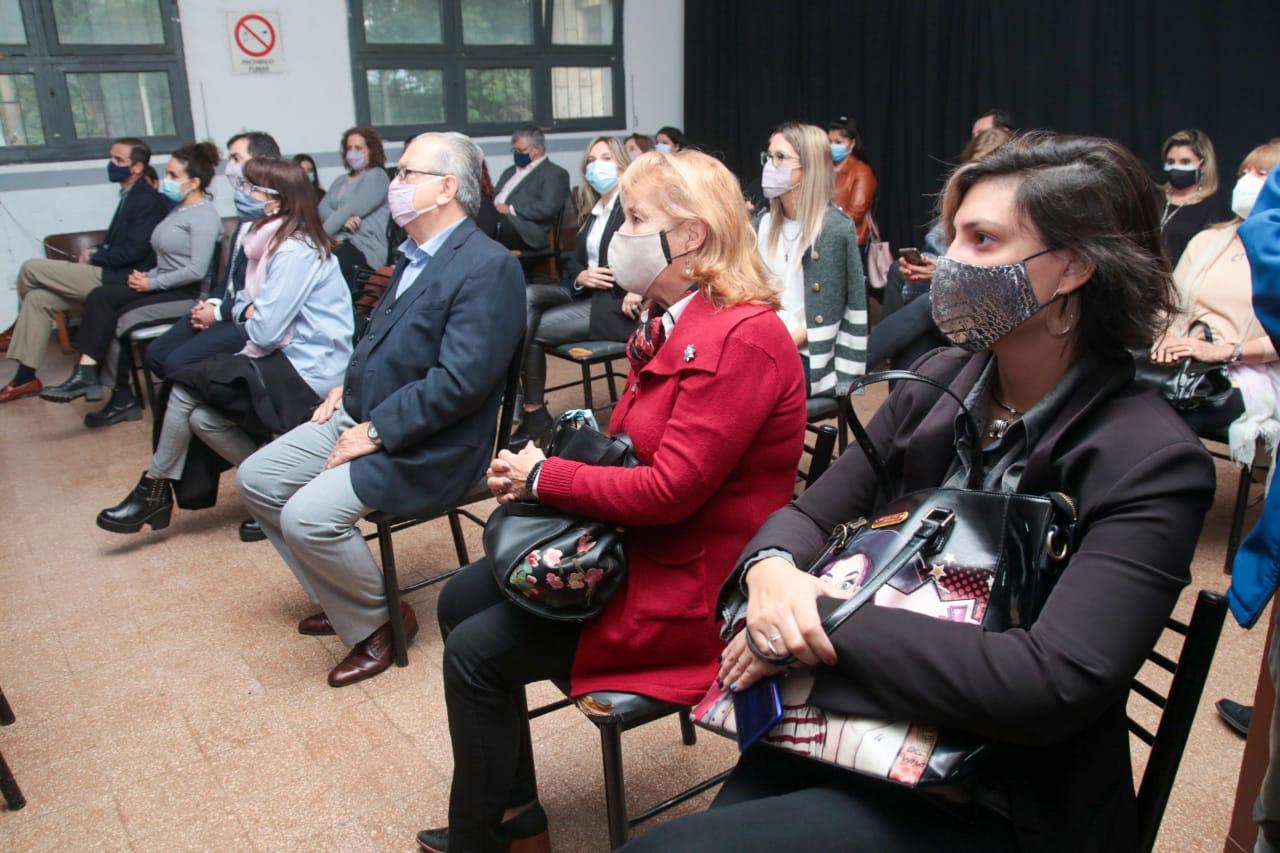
756,121,867,397
320,126,391,287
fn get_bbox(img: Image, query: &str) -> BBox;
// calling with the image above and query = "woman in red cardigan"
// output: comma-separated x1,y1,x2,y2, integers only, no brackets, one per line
416,150,808,853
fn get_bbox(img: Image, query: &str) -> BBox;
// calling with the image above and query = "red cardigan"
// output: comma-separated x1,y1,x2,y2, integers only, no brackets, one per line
535,291,807,704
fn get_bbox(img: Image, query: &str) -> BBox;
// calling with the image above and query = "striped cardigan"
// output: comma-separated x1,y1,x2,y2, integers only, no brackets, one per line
756,206,868,396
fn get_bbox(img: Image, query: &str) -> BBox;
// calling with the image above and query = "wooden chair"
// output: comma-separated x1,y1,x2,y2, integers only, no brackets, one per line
41,229,107,354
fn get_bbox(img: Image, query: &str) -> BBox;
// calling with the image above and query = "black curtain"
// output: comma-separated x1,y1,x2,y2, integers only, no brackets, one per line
684,0,1280,250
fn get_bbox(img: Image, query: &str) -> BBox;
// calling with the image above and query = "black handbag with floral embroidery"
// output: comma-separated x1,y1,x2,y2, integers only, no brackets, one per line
484,413,637,622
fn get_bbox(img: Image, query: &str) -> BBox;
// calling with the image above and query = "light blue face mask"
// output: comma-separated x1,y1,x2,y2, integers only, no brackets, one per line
585,159,620,194
830,142,849,164
160,177,186,203
234,186,268,220
654,142,673,154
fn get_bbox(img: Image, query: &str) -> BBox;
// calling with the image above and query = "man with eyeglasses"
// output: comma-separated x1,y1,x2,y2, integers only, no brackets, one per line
237,132,525,688
493,124,571,252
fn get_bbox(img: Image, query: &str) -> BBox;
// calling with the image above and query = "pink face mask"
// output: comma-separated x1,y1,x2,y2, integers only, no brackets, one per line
225,159,243,184
761,162,794,199
387,175,444,227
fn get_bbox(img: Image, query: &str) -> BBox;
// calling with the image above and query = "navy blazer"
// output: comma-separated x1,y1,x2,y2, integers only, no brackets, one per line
90,179,171,287
559,201,635,342
342,217,525,516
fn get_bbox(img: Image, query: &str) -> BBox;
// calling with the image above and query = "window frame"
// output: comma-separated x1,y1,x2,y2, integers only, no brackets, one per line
0,0,194,164
347,0,625,142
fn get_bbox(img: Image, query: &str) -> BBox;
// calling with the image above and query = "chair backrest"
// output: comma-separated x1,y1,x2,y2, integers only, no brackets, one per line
352,264,396,318
44,230,108,261
1129,589,1227,853
493,339,526,455
796,424,838,496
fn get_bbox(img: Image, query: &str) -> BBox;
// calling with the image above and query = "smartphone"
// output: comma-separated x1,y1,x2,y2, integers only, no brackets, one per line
898,247,926,266
733,678,783,752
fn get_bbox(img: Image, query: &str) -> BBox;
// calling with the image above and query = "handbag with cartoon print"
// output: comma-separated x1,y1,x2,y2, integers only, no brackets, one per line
693,370,1078,787
485,410,637,622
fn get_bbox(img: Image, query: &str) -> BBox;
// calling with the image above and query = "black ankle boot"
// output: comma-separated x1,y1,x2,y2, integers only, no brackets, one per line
416,802,549,852
96,472,174,534
40,363,102,402
509,406,553,449
84,388,142,428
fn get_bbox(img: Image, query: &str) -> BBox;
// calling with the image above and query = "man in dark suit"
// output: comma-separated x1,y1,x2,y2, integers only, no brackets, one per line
1,137,169,402
493,125,571,252
237,132,525,687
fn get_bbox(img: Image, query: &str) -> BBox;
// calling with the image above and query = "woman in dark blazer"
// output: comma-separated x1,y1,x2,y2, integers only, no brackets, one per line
513,136,637,444
415,149,808,852
626,134,1218,853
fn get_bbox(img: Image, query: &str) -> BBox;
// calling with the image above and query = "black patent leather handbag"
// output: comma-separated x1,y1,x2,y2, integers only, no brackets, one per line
484,413,637,622
692,370,1079,788
1131,321,1234,411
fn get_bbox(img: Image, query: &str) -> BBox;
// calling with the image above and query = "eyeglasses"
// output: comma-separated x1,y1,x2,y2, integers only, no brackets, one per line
230,174,279,196
394,166,442,183
760,151,800,167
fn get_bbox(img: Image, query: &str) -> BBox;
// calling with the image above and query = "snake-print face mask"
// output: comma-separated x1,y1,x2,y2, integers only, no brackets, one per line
929,249,1057,352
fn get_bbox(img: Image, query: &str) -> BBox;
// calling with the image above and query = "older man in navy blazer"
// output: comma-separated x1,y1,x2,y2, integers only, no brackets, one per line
237,132,525,687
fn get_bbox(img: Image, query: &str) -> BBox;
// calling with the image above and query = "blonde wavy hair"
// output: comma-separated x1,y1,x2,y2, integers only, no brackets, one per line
762,122,833,263
574,135,631,225
1161,128,1220,197
1214,139,1280,228
619,150,779,309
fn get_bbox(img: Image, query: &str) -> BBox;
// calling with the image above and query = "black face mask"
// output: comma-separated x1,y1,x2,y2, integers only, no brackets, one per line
1165,164,1200,190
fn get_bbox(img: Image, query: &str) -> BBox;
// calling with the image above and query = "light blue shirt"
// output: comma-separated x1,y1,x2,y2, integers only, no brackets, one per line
243,238,355,395
394,215,468,299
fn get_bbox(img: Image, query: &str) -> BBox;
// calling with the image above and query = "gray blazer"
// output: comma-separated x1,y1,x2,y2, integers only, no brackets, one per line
756,206,868,396
495,158,571,250
320,168,391,268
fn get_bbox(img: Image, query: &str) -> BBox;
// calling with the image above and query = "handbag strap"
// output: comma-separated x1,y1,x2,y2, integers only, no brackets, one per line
846,370,985,493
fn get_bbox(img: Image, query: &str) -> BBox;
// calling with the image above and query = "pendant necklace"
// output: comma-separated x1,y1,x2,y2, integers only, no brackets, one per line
987,393,1024,441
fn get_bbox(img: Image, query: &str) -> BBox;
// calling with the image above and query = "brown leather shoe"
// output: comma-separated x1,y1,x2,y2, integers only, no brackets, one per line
0,379,42,404
0,324,14,352
327,603,418,688
298,612,336,636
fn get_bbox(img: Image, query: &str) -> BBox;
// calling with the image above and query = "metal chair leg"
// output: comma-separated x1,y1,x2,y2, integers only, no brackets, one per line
377,521,409,667
0,750,24,811
581,362,595,413
1226,461,1255,574
837,398,849,453
447,510,470,567
598,721,629,849
678,710,697,746
604,358,620,403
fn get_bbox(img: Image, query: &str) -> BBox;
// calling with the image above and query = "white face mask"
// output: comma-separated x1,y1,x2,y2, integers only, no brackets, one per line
1232,172,1266,220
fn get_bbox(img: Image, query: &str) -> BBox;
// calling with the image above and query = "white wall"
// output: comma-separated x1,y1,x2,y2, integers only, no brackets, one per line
0,0,683,331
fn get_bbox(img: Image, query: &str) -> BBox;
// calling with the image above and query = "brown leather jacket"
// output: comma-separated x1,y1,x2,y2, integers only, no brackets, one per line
834,157,877,244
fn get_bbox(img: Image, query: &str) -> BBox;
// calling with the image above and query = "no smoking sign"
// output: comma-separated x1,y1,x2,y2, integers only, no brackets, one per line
228,12,283,74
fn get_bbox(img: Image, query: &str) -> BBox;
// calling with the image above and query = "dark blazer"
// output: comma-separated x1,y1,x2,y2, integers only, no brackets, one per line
560,201,634,342
342,216,525,517
724,348,1216,852
216,222,250,323
494,159,571,250
89,179,171,287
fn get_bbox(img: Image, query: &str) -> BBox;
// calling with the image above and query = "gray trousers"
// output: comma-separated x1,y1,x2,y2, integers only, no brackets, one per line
523,284,591,405
235,408,385,646
149,384,259,480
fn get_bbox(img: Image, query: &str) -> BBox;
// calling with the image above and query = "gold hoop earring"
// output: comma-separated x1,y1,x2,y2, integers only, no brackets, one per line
1045,296,1076,338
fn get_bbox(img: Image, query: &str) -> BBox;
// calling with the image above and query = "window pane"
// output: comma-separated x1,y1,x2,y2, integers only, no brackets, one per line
552,66,613,119
551,0,613,45
66,71,176,139
367,69,444,126
461,0,531,45
53,0,164,45
0,0,26,44
0,74,44,145
363,0,442,44
464,68,533,123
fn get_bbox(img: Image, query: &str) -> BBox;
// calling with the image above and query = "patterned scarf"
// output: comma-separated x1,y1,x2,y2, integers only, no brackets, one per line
626,313,667,371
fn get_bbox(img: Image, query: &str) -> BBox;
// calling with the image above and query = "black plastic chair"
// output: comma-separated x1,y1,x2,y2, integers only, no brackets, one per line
806,395,849,453
1130,589,1227,852
1197,426,1268,573
0,685,25,811
545,340,627,415
524,433,840,849
364,345,524,666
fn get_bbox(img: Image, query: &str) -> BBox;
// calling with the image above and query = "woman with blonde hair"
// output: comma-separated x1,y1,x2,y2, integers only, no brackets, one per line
416,148,808,852
757,121,866,397
513,135,634,444
1154,139,1280,446
1159,127,1224,264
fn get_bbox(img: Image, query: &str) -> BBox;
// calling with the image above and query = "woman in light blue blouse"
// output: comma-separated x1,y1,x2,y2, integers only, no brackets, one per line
96,157,354,536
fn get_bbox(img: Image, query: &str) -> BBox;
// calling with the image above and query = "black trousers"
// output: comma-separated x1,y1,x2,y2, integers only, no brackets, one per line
143,319,248,380
620,748,1019,852
334,241,368,293
439,559,581,852
76,283,197,364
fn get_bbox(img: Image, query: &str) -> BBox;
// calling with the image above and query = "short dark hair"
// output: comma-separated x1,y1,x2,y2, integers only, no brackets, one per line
940,131,1175,357
656,126,686,149
340,126,386,170
827,115,868,162
226,131,281,159
113,137,150,165
625,133,654,153
511,124,546,151
171,140,221,194
975,108,1016,131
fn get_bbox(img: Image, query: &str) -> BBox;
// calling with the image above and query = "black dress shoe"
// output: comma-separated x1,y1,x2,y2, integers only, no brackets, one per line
239,518,266,542
84,396,142,427
508,406,553,449
416,802,549,852
40,364,102,402
96,472,174,534
1216,698,1252,737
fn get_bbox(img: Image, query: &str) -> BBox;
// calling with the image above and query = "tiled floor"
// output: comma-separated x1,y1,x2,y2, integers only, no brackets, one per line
0,349,1269,852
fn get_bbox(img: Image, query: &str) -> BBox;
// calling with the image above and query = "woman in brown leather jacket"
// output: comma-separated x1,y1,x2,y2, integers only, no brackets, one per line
829,116,877,246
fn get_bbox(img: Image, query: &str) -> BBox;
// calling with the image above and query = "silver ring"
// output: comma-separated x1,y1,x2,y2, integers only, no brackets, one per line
762,632,783,654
